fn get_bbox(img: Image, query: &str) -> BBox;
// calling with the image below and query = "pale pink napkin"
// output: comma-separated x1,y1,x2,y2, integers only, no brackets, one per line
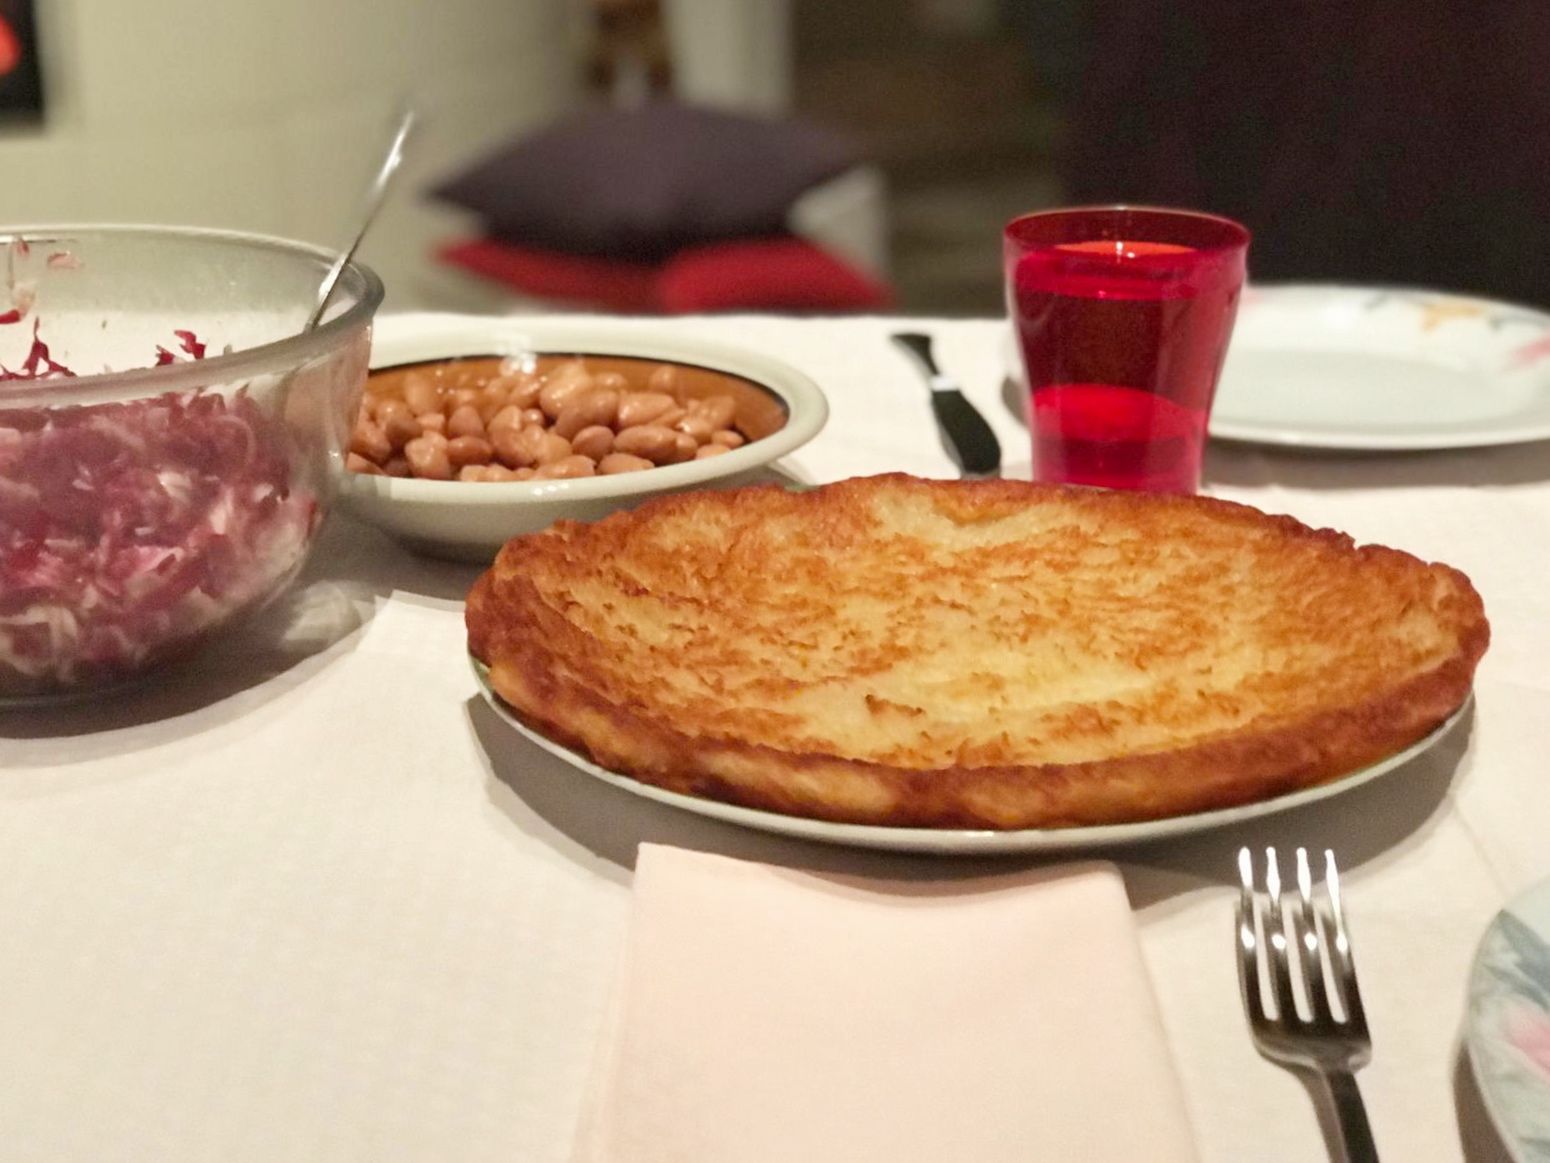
573,844,1197,1162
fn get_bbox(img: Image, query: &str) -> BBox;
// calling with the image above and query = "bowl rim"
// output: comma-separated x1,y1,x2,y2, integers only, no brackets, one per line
0,224,385,403
340,318,830,506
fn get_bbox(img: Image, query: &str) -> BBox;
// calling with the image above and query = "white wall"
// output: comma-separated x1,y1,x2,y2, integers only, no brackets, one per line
663,0,791,114
0,0,586,309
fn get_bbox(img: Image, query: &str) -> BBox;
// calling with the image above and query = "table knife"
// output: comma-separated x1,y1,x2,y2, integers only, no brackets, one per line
891,332,1002,478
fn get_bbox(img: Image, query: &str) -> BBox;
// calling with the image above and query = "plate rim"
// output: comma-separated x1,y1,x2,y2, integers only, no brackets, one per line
1466,874,1550,1162
470,655,1469,855
1214,282,1550,450
1005,282,1550,452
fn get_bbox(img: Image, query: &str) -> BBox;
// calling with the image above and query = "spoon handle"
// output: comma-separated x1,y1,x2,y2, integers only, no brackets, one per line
306,107,416,331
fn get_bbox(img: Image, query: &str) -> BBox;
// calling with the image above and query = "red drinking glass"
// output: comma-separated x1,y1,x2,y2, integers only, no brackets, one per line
1004,206,1249,494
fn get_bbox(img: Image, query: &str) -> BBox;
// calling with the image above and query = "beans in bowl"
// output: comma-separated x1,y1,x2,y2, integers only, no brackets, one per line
348,354,787,482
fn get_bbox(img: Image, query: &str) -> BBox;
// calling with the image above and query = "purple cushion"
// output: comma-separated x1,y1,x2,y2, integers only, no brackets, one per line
431,101,860,261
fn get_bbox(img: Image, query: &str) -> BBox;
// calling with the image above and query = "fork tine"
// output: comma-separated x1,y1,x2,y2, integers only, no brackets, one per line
1323,850,1369,1031
1236,847,1265,1020
1264,847,1301,1024
1294,847,1333,1022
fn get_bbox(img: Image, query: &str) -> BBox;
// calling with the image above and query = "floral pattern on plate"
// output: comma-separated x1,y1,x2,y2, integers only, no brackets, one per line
1208,284,1550,449
1468,878,1550,1162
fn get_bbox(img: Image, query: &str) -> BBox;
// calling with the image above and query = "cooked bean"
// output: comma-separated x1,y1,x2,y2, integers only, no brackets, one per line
508,374,545,409
533,454,597,480
554,388,620,439
614,424,679,464
402,371,442,416
350,419,392,464
667,431,698,463
447,404,486,440
690,394,737,430
382,411,423,449
493,423,546,468
533,431,573,466
447,435,495,468
647,364,678,394
538,362,593,417
571,425,615,461
487,404,523,436
598,452,654,474
404,435,453,480
461,462,521,482
654,405,687,430
616,391,677,428
376,396,417,438
447,364,484,390
673,412,717,444
477,380,512,423
358,355,771,481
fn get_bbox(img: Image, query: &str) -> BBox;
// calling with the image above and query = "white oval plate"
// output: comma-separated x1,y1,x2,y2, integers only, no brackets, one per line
1212,285,1550,450
1004,284,1550,451
1468,876,1550,1161
472,657,1467,855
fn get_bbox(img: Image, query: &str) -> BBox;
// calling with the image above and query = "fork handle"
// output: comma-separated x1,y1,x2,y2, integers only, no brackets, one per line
1326,1070,1378,1163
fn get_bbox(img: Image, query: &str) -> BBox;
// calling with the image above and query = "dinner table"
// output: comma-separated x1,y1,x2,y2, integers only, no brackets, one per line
2,310,1543,1162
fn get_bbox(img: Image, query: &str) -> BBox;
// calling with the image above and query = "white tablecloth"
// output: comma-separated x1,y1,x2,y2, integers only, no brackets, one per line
2,313,1540,1162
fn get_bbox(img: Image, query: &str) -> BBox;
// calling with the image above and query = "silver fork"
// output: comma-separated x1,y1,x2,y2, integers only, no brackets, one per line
1236,846,1379,1163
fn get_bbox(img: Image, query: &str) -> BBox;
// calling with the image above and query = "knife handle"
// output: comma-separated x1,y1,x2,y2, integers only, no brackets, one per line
931,391,1002,478
892,331,940,377
892,332,1002,478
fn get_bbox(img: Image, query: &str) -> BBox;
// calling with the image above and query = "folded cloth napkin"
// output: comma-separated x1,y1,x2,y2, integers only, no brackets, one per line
573,844,1197,1163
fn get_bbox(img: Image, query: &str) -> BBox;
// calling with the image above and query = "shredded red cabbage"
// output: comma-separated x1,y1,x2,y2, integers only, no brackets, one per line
0,321,72,380
0,328,318,695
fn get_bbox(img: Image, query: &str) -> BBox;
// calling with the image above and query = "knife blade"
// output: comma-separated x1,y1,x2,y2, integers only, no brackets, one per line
891,331,1002,478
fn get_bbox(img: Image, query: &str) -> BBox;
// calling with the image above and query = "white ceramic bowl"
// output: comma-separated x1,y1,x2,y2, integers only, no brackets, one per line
338,317,829,561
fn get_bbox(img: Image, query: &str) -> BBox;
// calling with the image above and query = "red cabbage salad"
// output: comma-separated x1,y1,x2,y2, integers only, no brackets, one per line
0,320,318,693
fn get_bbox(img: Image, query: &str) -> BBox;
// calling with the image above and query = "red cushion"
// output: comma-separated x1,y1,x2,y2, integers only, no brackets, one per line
436,237,894,314
437,238,662,312
658,238,893,313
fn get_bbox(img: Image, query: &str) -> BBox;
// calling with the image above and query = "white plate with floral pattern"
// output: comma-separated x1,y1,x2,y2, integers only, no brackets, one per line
1004,284,1550,450
1468,875,1550,1161
1209,284,1550,450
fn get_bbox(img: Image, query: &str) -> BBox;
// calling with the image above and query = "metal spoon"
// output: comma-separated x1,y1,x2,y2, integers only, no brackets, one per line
304,107,416,331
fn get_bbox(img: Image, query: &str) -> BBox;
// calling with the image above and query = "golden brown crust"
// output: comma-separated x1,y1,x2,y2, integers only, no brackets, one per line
466,474,1489,830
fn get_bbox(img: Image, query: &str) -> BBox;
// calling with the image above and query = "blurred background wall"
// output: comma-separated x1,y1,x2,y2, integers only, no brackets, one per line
0,0,584,309
1,0,1544,316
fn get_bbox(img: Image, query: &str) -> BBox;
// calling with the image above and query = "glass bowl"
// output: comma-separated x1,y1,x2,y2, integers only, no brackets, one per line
0,225,383,704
